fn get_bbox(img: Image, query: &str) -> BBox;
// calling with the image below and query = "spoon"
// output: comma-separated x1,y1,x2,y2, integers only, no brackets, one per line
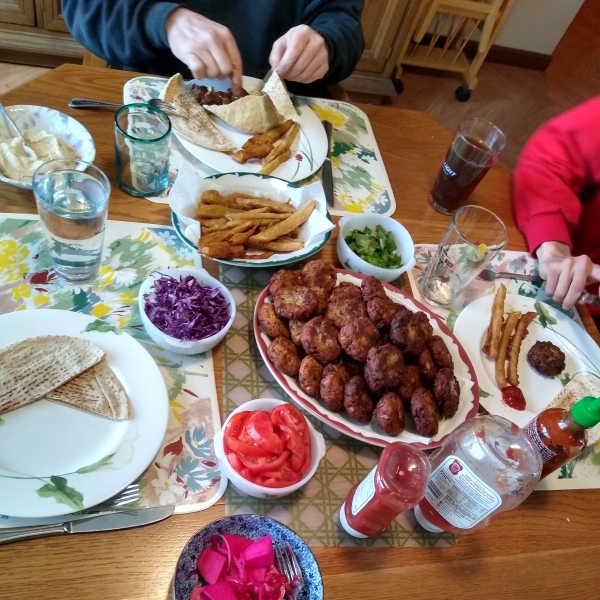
0,102,37,160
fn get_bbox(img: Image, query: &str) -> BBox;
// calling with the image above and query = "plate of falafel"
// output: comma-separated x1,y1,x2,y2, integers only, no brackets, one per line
454,294,600,427
254,259,479,448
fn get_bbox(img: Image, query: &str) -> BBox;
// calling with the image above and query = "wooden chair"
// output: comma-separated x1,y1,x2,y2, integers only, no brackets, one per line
82,50,108,68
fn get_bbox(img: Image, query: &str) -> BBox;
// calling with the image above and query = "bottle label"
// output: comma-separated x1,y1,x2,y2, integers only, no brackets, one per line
523,418,557,463
351,466,377,516
424,455,502,529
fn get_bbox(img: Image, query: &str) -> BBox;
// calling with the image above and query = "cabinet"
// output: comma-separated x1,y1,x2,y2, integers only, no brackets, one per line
0,0,35,26
41,0,68,32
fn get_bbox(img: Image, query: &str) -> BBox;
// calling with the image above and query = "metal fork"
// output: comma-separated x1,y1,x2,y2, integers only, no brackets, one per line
276,546,304,600
83,482,140,513
479,269,543,283
147,98,186,118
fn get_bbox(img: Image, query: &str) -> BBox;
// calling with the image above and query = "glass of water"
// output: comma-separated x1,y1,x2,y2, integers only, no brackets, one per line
114,103,171,197
33,159,110,284
419,205,508,307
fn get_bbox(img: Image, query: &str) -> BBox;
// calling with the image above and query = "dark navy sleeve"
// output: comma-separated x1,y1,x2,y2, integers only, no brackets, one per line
62,0,182,66
303,0,365,84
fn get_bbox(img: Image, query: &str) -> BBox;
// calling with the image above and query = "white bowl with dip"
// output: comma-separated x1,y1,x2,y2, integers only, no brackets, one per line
0,105,96,190
337,214,416,283
139,266,236,355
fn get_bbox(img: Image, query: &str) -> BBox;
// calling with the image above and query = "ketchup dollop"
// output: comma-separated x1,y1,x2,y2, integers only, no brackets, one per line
501,386,526,411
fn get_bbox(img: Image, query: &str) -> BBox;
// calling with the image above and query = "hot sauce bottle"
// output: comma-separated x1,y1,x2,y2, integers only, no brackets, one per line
523,396,600,479
339,442,430,538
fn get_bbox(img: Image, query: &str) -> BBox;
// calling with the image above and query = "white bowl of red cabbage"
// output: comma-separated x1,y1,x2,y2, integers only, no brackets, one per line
139,267,235,355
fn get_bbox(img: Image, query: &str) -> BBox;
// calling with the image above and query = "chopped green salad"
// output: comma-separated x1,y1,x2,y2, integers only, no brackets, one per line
345,225,403,269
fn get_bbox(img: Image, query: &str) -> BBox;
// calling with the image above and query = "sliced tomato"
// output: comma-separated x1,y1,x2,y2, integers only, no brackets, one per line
226,436,274,458
279,424,305,472
261,460,302,488
226,452,243,473
271,404,308,439
238,450,290,474
246,411,283,454
224,411,251,452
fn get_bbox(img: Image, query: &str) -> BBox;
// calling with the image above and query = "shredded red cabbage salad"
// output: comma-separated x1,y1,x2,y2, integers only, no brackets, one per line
144,274,230,341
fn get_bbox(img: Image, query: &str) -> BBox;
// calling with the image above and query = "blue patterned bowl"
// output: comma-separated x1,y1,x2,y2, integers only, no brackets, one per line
173,515,323,600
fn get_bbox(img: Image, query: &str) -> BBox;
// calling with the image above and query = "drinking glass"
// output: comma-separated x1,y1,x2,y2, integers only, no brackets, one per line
33,159,110,283
429,118,506,215
114,103,171,197
419,205,508,307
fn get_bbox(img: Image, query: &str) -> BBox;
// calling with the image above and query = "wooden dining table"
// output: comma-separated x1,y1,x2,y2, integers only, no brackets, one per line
1,64,599,600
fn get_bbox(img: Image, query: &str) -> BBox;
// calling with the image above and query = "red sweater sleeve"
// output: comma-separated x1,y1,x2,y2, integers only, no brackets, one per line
512,95,600,255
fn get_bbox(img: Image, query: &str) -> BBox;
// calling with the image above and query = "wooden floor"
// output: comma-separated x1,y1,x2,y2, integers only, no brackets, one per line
1,0,599,170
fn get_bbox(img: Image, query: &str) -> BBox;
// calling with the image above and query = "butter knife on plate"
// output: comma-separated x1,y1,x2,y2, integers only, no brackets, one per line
0,505,174,545
322,120,334,208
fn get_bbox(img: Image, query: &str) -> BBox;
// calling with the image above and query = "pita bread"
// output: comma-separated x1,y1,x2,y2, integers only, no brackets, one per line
262,71,300,123
0,336,105,416
46,359,130,420
204,93,284,134
546,373,600,445
160,74,235,152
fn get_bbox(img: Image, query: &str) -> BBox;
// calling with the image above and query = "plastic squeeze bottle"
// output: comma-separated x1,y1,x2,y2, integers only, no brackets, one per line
339,442,430,538
414,415,542,535
523,396,600,479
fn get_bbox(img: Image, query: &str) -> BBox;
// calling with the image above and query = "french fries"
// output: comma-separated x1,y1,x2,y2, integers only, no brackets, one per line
259,149,292,175
248,201,316,244
483,284,507,358
507,312,537,386
261,123,301,173
495,311,521,388
198,242,245,259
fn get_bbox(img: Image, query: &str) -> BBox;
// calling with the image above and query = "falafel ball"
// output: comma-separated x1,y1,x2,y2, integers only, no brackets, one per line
267,337,302,377
364,344,405,395
341,353,363,378
325,292,367,329
269,269,303,297
299,355,324,397
397,365,421,402
433,368,460,418
344,375,374,423
320,364,349,411
366,296,397,329
410,387,439,437
257,303,290,339
527,341,566,377
302,260,337,294
289,319,307,346
310,286,329,315
390,311,427,356
338,317,381,362
428,335,453,369
361,275,387,302
417,347,437,382
376,392,405,436
273,286,319,320
301,316,342,364
329,282,362,301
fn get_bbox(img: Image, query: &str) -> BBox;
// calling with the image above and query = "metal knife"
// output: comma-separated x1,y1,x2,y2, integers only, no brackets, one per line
69,98,122,110
322,120,334,208
0,505,174,545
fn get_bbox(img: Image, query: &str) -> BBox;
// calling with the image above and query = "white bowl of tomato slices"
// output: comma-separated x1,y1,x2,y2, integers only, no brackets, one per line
215,399,326,498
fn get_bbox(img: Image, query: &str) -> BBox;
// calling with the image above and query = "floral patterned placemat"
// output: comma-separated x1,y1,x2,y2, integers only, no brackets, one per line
407,244,600,491
0,215,226,527
123,77,396,216
219,264,455,548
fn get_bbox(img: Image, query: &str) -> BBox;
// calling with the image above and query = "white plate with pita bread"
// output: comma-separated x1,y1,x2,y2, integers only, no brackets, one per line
454,295,600,428
0,309,168,519
160,73,328,182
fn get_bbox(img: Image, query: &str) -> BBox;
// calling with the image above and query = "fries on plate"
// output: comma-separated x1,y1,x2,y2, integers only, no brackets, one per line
495,311,521,388
483,284,507,358
507,312,537,386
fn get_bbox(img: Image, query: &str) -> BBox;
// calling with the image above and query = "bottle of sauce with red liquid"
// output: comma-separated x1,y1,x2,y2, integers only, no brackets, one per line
523,396,600,479
339,442,430,538
414,415,542,535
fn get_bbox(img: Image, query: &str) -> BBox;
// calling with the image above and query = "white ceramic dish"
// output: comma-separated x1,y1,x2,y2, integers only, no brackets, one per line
454,294,600,427
139,266,236,355
214,398,326,499
0,105,96,189
0,309,168,519
337,214,416,283
174,76,328,183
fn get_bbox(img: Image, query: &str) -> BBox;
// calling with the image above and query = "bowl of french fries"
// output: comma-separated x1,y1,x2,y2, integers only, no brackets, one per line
169,164,334,266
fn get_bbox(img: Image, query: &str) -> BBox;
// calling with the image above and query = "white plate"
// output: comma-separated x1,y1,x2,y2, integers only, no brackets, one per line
254,270,480,448
0,105,96,189
454,295,600,426
0,309,168,518
174,76,328,182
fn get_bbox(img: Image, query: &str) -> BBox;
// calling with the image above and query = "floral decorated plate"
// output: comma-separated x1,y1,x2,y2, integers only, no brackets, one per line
173,76,328,183
454,294,600,427
0,105,96,190
0,309,168,518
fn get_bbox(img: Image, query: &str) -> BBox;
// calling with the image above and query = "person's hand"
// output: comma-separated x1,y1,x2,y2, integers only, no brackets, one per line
165,8,244,96
536,241,600,309
269,25,329,84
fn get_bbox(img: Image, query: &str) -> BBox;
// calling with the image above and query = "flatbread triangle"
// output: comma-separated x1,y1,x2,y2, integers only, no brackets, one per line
262,70,300,123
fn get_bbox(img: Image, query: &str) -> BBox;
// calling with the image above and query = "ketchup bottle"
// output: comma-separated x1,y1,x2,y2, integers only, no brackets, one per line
339,442,429,538
523,396,600,479
414,415,542,535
